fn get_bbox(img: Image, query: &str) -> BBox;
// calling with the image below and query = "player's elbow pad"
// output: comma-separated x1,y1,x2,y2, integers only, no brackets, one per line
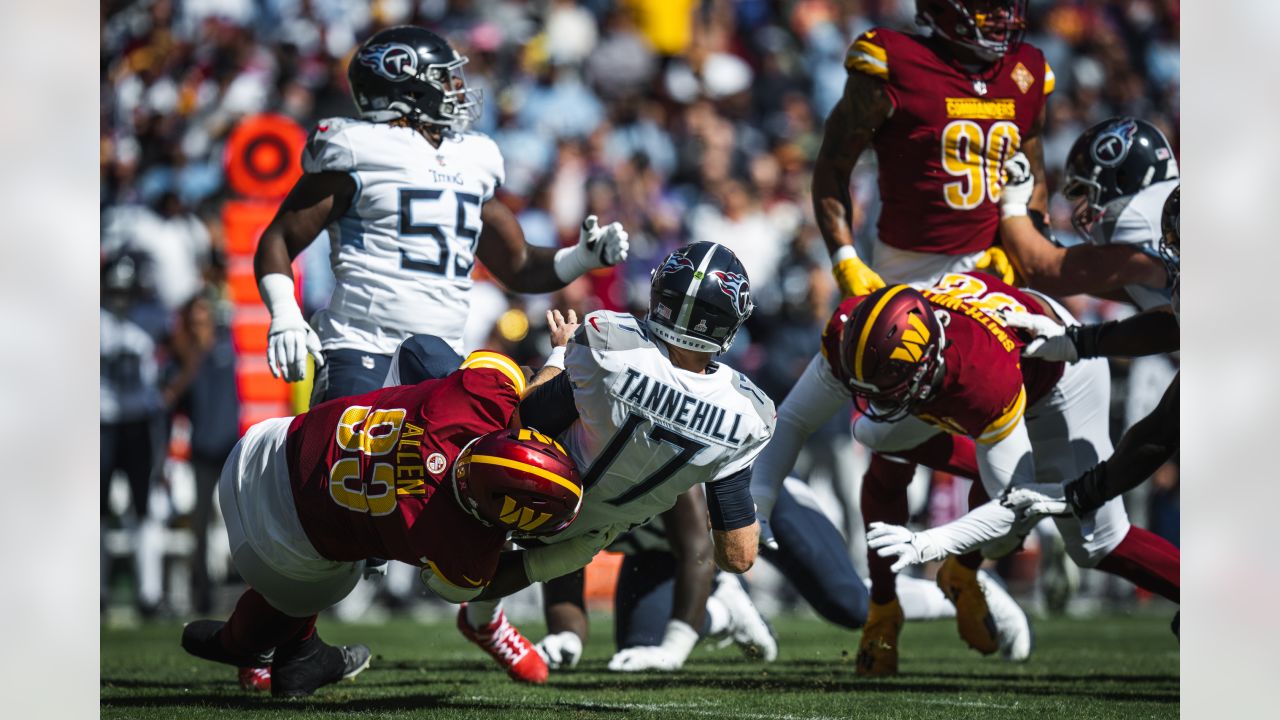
420,567,484,604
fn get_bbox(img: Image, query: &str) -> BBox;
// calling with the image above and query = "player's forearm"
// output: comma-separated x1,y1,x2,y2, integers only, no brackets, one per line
812,159,858,256
475,551,534,601
253,225,297,281
1015,236,1167,298
919,499,1021,557
1075,310,1180,358
712,524,758,574
491,244,566,294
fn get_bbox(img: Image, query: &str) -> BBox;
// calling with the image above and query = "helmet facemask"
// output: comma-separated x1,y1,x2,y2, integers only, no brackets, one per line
1063,172,1105,241
918,0,1027,63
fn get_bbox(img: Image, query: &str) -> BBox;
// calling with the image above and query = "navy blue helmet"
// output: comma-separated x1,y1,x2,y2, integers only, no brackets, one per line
348,26,482,131
648,242,753,354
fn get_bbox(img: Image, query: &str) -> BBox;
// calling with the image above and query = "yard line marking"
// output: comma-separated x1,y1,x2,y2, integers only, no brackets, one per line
910,698,1021,709
463,696,847,720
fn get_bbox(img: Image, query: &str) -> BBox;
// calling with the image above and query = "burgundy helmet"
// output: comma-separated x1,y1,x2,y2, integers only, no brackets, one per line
916,0,1028,62
451,428,582,537
839,286,947,422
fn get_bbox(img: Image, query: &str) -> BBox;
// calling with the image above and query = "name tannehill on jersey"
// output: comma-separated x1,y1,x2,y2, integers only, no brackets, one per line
611,367,753,447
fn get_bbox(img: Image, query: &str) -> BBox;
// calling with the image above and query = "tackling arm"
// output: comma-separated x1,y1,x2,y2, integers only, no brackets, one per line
664,488,717,631
999,108,1168,297
812,70,893,297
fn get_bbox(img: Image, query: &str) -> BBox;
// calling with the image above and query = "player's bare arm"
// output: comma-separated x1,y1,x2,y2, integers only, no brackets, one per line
812,69,893,297
252,171,356,381
665,488,716,631
478,205,629,293
712,523,758,574
254,171,356,280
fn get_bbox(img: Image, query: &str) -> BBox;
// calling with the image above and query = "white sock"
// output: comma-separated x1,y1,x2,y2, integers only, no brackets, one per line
466,599,503,630
890,576,957,620
705,595,731,636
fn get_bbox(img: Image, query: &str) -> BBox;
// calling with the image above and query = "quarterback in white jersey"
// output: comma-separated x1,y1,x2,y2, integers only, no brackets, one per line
457,242,775,684
253,25,628,406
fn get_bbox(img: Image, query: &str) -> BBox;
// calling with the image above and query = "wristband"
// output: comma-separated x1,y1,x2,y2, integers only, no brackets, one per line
1065,465,1107,516
258,273,304,321
1067,321,1113,360
554,246,590,283
544,346,566,370
831,245,858,264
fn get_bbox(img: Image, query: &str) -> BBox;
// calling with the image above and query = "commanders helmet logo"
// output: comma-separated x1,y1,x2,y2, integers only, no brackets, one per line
358,42,420,82
712,270,752,317
1090,118,1138,168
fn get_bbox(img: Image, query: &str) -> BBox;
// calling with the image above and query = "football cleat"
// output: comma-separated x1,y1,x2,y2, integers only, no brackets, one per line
238,666,272,692
270,633,371,698
181,619,272,669
977,570,1033,662
855,599,903,677
456,605,548,684
936,555,999,655
712,573,778,662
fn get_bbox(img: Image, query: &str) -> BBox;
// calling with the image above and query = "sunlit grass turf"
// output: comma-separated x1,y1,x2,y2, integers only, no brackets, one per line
102,612,1177,719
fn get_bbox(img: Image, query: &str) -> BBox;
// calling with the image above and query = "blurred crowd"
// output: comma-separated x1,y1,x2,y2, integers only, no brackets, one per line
100,0,1180,618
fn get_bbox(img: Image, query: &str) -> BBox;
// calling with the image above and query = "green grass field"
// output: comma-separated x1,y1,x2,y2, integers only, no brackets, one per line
102,613,1178,719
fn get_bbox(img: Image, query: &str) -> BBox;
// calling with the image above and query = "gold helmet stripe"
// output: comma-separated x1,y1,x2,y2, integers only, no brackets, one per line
468,454,582,498
854,285,910,382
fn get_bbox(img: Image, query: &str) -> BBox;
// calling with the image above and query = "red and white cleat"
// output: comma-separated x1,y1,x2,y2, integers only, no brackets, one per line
238,666,272,692
456,605,548,684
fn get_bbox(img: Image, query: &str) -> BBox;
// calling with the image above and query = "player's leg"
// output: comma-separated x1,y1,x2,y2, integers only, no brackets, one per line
184,433,371,696
614,552,690,649
458,594,548,683
310,348,393,405
763,479,869,630
121,415,165,616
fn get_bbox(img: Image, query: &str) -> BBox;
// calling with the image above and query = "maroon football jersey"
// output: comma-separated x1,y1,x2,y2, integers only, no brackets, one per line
846,28,1054,255
820,273,1063,441
285,361,521,589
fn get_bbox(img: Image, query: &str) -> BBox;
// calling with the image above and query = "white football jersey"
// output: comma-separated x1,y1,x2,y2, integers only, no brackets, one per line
302,117,505,354
544,311,776,542
1086,179,1178,311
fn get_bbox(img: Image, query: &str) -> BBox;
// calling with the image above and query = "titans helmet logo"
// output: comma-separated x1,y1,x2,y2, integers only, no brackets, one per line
358,42,419,82
712,271,752,317
1090,119,1138,168
655,253,697,279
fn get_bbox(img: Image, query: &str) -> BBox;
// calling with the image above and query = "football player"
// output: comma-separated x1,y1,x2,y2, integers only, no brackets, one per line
179,351,583,696
253,25,629,404
998,117,1178,310
831,280,1178,626
455,242,776,683
808,3,1171,673
1001,187,1180,608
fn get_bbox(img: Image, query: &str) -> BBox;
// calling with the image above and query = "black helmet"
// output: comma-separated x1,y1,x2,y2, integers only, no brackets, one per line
348,26,482,131
648,242,753,354
1063,117,1179,239
1160,185,1179,266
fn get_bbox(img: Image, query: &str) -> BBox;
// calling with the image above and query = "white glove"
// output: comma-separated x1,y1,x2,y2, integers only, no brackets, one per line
1001,484,1072,520
608,620,699,672
259,274,324,382
1002,311,1079,363
1000,152,1034,219
866,522,946,573
553,215,630,283
534,630,583,670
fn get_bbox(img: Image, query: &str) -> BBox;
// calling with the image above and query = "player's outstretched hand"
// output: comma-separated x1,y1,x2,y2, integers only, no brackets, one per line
579,215,630,268
266,313,325,382
534,631,583,670
1002,311,1079,363
866,522,944,573
546,309,579,347
1000,152,1034,219
1001,484,1072,520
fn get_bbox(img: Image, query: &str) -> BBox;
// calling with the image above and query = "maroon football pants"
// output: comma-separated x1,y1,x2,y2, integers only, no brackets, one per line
219,588,316,657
